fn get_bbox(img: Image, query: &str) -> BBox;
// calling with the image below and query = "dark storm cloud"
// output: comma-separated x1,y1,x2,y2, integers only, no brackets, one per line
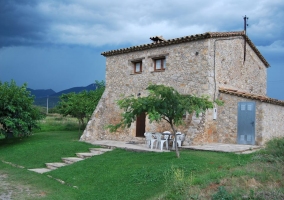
0,0,49,47
1,0,283,48
0,0,283,98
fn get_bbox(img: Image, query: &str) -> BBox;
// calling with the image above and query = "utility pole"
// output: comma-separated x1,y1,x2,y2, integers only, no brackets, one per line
47,96,49,114
243,15,249,62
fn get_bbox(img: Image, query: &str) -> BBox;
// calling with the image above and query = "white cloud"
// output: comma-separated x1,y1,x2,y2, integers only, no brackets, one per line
33,0,283,48
258,40,284,58
2,0,284,48
1,0,283,97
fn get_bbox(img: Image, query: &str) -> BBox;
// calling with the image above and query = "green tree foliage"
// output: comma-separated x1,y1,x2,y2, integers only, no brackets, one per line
0,80,44,138
57,80,105,132
107,84,223,158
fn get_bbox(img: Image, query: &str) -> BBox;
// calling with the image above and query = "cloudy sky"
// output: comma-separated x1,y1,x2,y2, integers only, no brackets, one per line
0,0,283,99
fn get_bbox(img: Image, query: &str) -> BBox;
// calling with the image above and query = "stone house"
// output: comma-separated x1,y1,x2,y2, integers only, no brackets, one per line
80,31,284,146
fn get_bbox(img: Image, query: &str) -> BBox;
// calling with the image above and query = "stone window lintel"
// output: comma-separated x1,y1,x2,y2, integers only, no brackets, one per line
148,53,169,59
129,57,145,62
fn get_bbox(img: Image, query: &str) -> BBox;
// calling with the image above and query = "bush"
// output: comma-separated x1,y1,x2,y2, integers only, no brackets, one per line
252,138,284,163
253,137,284,163
264,137,284,159
212,186,233,200
0,80,44,138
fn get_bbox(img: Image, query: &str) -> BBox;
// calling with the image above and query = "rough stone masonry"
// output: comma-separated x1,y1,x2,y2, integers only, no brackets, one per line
80,31,284,146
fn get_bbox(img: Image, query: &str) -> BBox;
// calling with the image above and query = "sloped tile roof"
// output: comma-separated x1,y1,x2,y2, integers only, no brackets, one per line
101,31,269,67
219,87,284,106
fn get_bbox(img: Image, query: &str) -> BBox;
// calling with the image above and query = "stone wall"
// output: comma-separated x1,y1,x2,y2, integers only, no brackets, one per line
260,103,284,144
80,36,269,145
216,93,284,145
81,39,215,143
208,37,267,96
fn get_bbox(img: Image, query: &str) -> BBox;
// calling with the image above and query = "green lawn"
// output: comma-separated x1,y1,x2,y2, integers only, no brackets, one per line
0,131,283,199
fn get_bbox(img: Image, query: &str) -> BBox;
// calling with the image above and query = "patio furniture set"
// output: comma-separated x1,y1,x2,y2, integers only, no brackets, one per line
144,131,185,150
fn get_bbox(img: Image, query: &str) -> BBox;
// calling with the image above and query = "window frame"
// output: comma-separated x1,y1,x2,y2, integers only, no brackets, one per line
133,60,142,73
154,57,166,71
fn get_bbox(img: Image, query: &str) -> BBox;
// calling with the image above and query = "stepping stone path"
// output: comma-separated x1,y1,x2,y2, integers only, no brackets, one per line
28,148,113,174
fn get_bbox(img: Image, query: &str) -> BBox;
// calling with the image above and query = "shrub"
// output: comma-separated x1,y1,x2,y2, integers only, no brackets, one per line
0,80,44,138
264,137,284,159
212,186,233,200
253,137,284,163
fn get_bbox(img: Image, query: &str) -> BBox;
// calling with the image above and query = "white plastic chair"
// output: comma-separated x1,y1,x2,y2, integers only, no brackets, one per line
163,131,172,148
144,132,157,149
163,131,171,138
155,133,169,150
172,132,184,149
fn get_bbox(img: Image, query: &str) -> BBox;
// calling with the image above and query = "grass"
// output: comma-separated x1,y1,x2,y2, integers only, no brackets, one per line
0,115,283,199
48,148,250,200
35,113,79,132
0,131,252,199
0,131,94,168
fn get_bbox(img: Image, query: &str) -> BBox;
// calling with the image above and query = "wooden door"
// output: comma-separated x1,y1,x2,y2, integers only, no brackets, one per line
136,112,145,137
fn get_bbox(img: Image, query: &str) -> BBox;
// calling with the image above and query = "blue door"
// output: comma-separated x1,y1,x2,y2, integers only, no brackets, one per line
237,102,256,145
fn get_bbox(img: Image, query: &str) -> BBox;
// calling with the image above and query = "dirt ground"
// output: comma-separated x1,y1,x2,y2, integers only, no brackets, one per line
0,172,45,200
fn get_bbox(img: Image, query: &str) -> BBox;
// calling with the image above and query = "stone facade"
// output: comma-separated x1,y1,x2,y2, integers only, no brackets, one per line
80,31,283,146
216,92,284,145
213,37,267,96
260,102,284,143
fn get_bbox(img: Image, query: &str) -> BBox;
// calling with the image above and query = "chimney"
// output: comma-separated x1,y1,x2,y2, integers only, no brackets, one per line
150,36,166,43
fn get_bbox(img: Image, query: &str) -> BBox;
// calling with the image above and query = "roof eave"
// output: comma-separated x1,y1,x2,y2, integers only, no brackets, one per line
219,87,284,106
101,31,270,68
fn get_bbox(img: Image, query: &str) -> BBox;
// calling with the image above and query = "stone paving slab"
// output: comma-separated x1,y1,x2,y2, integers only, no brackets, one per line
89,140,261,153
76,152,102,158
61,157,84,164
28,168,52,174
89,148,113,153
46,162,68,169
90,140,170,152
182,143,262,153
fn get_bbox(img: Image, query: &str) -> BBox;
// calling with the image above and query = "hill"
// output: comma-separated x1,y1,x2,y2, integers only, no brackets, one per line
27,88,56,98
50,83,97,97
30,84,97,108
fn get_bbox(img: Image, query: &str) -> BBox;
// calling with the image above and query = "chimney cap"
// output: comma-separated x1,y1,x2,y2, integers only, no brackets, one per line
150,36,166,43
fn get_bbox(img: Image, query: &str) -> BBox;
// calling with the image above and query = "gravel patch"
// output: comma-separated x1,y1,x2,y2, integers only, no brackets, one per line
0,172,46,200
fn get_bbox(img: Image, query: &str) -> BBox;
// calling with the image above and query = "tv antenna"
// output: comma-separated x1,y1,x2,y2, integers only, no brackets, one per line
243,15,249,34
243,15,249,62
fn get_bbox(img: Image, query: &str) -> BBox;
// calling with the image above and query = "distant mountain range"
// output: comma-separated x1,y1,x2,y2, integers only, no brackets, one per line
28,83,98,108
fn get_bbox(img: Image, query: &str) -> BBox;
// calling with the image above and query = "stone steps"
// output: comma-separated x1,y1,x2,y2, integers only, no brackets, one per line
46,162,67,169
61,157,84,164
28,168,53,174
28,147,113,174
76,151,102,158
89,148,113,153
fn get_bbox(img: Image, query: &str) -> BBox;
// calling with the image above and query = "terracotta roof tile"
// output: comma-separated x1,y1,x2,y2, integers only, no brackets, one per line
101,31,269,67
219,87,284,106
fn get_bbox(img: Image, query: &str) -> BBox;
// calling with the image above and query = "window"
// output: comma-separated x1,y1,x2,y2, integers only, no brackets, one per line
133,61,142,73
154,57,166,71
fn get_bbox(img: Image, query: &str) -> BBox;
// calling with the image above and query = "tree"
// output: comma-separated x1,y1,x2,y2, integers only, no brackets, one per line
0,80,44,138
57,80,105,134
107,84,223,158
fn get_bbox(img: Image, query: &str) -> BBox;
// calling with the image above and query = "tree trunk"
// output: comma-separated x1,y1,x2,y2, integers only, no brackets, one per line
78,119,82,139
170,123,180,158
